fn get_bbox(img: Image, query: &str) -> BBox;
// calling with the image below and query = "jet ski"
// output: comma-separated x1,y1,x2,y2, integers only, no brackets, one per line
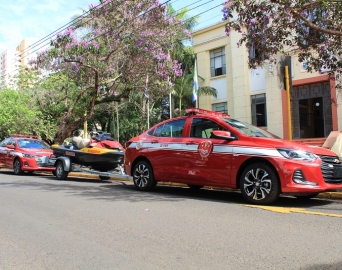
52,132,124,172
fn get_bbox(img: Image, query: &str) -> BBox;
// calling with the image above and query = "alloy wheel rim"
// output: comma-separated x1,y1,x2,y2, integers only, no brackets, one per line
56,165,63,178
14,160,20,173
243,168,272,200
134,164,149,187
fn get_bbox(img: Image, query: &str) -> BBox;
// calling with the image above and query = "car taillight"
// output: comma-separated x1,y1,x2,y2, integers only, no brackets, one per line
125,141,132,148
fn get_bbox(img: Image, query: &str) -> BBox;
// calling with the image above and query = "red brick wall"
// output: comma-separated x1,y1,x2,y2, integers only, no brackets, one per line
330,76,338,131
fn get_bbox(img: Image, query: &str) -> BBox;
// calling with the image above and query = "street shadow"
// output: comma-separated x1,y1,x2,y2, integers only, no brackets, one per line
0,171,339,209
300,260,342,270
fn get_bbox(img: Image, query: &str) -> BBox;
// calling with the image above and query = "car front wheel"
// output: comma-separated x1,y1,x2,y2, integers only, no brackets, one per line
13,159,24,175
240,162,280,205
133,161,157,191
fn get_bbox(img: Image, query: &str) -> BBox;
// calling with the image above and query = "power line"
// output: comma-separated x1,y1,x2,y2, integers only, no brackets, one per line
2,0,223,79
12,0,116,58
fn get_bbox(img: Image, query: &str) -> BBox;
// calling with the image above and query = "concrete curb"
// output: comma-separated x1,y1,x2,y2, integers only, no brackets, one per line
317,192,342,200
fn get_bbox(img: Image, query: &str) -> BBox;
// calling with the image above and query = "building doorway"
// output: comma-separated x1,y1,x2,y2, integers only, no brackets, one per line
291,82,332,139
298,97,324,138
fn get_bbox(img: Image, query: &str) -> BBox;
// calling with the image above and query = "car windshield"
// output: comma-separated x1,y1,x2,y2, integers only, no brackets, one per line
221,118,279,138
17,139,51,149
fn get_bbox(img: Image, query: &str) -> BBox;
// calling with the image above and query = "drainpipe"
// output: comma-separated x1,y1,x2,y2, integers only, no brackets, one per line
285,66,292,140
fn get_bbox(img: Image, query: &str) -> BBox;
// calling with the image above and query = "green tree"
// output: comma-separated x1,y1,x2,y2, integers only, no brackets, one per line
31,0,188,143
166,4,216,116
0,89,55,141
222,0,342,73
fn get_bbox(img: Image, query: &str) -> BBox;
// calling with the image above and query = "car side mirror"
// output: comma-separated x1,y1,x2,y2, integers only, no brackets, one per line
211,130,236,140
6,144,15,149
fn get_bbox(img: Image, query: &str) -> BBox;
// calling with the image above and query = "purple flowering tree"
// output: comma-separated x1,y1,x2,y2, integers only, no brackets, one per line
31,0,187,143
222,0,342,73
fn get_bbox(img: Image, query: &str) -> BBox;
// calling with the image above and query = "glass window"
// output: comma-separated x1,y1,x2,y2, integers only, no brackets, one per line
154,119,186,138
17,139,50,149
222,117,278,138
248,26,264,62
212,102,228,114
190,118,225,139
251,94,267,127
210,47,226,77
0,138,10,147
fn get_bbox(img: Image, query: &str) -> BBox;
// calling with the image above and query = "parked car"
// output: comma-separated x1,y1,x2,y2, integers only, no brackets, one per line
0,134,56,175
124,108,342,205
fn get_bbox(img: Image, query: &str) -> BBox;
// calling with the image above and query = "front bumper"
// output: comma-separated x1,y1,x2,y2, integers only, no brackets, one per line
21,157,56,171
279,157,342,193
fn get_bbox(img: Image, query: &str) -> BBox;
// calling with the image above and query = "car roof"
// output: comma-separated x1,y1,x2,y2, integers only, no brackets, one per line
11,134,39,140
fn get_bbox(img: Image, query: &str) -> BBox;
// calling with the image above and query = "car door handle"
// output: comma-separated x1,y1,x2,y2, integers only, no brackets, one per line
151,140,159,144
186,141,197,145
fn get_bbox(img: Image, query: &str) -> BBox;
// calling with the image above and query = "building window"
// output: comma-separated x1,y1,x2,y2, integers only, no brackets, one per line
212,102,228,114
249,44,263,61
251,94,267,127
210,47,226,77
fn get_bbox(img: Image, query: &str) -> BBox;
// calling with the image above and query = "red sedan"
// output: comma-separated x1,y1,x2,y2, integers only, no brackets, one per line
124,108,342,205
0,134,55,175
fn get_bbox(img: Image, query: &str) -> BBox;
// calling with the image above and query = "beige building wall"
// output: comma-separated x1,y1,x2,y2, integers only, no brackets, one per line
193,22,285,137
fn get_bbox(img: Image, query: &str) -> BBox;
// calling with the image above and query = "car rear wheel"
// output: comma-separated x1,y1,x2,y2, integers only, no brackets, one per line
240,162,280,205
13,159,24,175
133,161,157,191
55,161,69,180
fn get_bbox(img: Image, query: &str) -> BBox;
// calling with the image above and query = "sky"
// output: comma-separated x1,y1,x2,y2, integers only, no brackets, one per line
0,0,224,56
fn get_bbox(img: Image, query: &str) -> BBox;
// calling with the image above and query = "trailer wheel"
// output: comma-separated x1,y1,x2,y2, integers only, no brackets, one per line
55,161,68,180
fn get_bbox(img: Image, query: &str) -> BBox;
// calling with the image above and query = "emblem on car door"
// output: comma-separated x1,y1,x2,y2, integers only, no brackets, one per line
198,141,213,159
136,141,143,150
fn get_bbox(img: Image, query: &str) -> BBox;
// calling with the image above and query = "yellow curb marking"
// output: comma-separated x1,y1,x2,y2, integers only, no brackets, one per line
242,205,342,218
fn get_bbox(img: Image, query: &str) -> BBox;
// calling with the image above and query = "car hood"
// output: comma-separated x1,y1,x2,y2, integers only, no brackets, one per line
250,137,336,157
20,148,53,156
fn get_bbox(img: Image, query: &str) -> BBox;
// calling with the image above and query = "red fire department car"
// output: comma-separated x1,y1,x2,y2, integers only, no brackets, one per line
0,134,55,175
124,108,342,204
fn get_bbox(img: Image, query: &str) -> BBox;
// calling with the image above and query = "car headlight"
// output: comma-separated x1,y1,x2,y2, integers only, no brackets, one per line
277,148,318,162
22,153,36,158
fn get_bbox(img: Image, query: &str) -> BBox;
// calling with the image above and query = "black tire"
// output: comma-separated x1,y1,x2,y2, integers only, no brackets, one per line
295,193,319,199
13,159,24,175
240,162,280,205
55,161,69,180
187,184,204,189
99,176,111,181
132,160,157,191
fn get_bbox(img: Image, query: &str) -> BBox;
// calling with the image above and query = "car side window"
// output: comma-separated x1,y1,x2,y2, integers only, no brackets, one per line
154,119,186,137
190,118,225,138
8,138,15,147
0,138,10,147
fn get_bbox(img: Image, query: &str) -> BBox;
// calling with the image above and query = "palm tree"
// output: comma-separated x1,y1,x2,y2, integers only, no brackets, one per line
167,5,217,116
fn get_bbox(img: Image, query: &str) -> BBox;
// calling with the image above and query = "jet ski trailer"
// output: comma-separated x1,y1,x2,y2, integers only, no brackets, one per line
50,137,131,181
